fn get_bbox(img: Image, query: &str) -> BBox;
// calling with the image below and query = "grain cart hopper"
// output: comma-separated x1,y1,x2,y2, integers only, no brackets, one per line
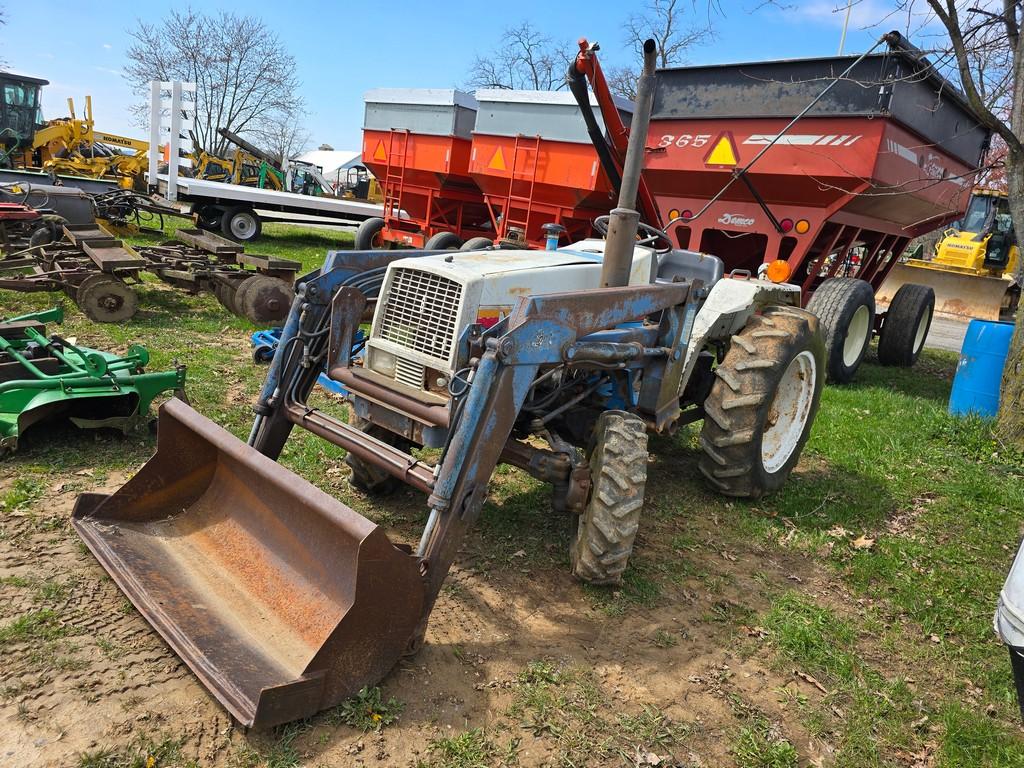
0,307,185,457
877,188,1020,321
358,89,492,250
73,43,825,728
582,32,990,382
465,90,631,249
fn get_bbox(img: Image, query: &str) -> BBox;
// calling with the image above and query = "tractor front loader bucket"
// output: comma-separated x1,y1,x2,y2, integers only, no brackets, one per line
72,397,425,729
877,263,1016,321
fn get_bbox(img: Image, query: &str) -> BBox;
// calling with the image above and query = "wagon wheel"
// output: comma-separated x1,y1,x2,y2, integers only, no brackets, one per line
76,274,139,323
234,275,293,324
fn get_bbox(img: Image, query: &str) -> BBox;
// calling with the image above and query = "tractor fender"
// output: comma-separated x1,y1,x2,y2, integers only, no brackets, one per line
681,278,801,384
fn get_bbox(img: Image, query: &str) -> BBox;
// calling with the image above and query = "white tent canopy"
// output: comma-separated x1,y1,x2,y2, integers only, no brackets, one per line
294,150,364,177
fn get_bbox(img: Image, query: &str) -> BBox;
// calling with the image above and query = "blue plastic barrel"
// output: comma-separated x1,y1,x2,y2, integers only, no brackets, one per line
949,319,1016,417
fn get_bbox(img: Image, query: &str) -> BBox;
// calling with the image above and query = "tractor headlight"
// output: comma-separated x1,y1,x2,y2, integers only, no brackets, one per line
367,347,397,377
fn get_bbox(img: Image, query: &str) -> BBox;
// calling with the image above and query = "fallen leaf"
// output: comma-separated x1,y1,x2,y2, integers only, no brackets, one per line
852,535,875,550
510,549,527,558
795,670,829,694
74,469,94,477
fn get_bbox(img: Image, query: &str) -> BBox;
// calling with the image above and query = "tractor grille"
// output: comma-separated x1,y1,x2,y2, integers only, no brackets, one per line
379,268,463,362
394,356,425,389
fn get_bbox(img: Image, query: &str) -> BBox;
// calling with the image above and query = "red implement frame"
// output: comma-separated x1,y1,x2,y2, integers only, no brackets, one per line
361,128,491,248
573,39,662,230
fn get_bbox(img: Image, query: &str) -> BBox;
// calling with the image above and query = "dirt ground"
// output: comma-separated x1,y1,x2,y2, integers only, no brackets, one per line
0,447,844,768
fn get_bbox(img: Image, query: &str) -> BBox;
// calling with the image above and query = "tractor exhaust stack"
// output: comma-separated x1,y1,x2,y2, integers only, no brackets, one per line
601,38,657,289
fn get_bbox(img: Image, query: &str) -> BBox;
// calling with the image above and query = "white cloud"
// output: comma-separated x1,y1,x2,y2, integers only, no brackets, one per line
103,43,112,50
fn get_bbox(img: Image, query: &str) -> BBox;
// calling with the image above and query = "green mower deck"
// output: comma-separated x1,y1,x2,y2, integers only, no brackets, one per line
0,307,186,457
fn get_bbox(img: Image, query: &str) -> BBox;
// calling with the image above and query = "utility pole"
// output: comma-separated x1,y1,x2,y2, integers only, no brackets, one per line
838,0,853,55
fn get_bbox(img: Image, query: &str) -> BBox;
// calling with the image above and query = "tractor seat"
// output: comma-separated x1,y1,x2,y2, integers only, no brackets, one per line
655,249,724,288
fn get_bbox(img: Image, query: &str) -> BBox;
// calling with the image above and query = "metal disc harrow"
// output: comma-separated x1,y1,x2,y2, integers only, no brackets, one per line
0,224,300,324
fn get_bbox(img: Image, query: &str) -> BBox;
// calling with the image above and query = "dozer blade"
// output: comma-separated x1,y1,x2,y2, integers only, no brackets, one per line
72,398,425,728
877,263,1014,321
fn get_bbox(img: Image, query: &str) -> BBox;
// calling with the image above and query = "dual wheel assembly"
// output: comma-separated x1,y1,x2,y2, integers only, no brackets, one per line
354,218,493,251
806,277,935,383
193,204,263,243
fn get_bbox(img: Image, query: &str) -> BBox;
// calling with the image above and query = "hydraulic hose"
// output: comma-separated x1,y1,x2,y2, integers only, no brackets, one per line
567,62,622,193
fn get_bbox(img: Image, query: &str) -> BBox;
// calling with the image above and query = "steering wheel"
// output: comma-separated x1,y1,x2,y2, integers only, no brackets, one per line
592,215,674,253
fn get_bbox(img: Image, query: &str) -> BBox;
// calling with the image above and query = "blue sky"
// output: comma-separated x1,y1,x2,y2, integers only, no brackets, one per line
1,0,908,151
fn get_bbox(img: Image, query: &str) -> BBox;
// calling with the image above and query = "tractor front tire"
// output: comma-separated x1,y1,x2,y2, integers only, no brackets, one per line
877,283,934,367
570,411,648,586
805,277,874,384
345,416,413,495
699,305,824,499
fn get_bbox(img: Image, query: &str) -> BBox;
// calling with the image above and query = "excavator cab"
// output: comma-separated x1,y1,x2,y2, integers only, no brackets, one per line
0,72,47,164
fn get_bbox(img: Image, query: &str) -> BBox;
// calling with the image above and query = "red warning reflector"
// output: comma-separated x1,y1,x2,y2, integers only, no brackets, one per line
488,146,507,171
704,133,738,168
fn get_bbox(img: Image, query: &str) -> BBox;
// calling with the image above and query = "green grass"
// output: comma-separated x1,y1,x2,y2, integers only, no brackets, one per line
327,685,403,731
423,728,510,768
77,734,198,768
0,609,69,645
4,221,1024,765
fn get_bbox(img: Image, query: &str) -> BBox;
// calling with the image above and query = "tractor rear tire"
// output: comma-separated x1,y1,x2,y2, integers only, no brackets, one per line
570,411,648,586
877,284,935,367
460,237,495,251
425,231,463,250
345,415,414,495
805,277,874,384
355,217,387,250
699,305,824,499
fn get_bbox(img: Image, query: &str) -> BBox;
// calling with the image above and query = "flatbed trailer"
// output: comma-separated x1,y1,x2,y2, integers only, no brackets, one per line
155,175,385,243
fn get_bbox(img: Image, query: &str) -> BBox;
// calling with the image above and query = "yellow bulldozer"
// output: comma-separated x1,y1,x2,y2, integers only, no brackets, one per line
878,189,1020,321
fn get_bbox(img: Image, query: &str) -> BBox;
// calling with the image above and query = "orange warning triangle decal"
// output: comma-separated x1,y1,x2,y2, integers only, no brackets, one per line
373,140,387,161
488,146,507,171
704,133,738,168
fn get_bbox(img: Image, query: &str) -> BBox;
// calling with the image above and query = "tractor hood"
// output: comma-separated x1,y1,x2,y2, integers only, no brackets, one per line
388,238,653,281
365,239,656,384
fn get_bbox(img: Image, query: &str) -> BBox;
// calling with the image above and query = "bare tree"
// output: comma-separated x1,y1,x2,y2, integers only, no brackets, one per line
903,2,1024,444
466,22,570,91
607,0,713,99
123,9,303,156
250,110,312,167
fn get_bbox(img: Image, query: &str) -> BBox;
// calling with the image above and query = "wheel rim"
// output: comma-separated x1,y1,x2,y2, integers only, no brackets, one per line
842,304,871,368
912,304,931,354
230,212,257,239
761,350,817,474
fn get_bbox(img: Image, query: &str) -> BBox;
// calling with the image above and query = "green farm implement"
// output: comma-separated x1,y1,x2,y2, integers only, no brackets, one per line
0,307,185,457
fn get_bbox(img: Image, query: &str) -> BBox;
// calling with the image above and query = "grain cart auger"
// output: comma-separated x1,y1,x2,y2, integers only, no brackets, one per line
73,41,826,729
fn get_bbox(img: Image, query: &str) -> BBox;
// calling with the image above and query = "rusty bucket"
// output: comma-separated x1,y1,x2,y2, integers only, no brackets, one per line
72,398,425,728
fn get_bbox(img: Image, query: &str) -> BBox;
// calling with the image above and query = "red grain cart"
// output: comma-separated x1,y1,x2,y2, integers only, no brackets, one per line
467,90,630,249
637,40,989,381
359,89,492,250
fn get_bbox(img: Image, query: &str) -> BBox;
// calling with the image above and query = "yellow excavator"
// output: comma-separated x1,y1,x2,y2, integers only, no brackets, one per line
878,189,1020,321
